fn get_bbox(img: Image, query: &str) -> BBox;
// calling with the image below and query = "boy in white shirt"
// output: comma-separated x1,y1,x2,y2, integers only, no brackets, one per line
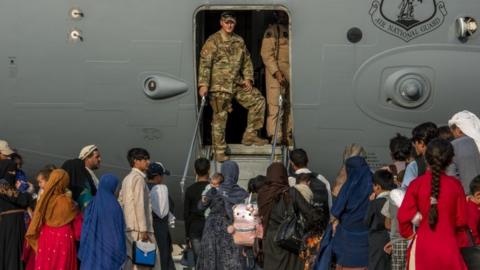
147,162,175,270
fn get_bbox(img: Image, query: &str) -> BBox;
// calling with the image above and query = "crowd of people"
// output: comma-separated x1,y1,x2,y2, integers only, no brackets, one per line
1,110,480,270
2,6,480,270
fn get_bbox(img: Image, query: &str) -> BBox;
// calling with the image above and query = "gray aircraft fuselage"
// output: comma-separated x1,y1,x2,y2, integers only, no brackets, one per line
1,1,478,242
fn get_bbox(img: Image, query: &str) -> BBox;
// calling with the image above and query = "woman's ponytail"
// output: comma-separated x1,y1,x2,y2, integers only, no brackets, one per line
425,138,454,230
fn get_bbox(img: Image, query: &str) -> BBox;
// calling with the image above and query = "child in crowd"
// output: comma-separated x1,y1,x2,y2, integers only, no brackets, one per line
294,173,313,203
10,153,30,193
202,173,224,217
365,169,395,270
211,172,224,189
438,125,454,141
382,170,410,270
465,175,480,244
35,169,50,200
202,173,224,198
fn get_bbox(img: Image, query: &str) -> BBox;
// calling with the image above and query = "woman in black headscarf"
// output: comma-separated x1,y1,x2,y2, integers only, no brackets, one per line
0,159,33,270
61,158,96,210
258,162,325,270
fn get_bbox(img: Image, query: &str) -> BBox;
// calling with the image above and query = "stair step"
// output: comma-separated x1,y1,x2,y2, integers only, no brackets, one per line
227,143,289,155
211,155,286,189
204,144,289,190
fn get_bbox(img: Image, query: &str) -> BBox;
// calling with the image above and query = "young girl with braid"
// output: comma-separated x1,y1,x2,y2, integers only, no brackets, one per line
398,139,468,270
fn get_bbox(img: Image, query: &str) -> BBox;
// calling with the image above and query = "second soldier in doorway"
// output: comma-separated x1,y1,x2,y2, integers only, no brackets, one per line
261,11,292,144
198,12,268,162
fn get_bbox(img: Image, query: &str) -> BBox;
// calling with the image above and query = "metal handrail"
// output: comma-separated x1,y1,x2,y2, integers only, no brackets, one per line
181,96,207,195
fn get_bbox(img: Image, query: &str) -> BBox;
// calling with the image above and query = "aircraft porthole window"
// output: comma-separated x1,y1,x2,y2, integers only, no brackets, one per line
347,27,363,43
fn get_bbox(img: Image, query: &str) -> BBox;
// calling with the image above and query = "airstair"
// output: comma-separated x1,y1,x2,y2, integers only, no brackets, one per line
180,96,292,192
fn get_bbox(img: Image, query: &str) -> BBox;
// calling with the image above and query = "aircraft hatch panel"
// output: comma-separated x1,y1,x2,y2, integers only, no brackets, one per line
354,45,480,128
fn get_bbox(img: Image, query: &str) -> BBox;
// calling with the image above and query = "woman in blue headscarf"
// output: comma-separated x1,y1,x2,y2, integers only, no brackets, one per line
78,174,126,270
196,160,249,270
316,146,372,270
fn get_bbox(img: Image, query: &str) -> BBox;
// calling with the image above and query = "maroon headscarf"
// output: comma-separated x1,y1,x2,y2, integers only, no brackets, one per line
257,162,290,231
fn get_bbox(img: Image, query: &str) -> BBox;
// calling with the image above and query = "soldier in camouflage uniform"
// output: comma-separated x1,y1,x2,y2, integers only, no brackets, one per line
198,12,268,162
261,10,292,144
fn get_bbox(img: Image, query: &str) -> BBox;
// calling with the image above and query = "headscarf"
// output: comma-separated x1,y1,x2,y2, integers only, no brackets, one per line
218,160,249,219
78,174,127,270
0,159,17,187
315,156,372,270
448,110,480,152
258,162,290,230
26,169,78,251
0,160,18,197
333,144,367,196
61,158,97,201
331,156,372,220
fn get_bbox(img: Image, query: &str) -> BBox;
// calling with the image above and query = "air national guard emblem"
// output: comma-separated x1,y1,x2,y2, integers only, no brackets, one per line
369,0,447,42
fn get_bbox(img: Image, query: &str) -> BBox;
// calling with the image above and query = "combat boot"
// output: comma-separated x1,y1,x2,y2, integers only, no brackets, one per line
271,135,293,146
242,131,269,146
214,152,230,162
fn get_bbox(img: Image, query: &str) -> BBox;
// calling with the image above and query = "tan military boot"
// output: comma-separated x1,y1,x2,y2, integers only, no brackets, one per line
214,152,230,162
271,135,293,146
242,131,269,146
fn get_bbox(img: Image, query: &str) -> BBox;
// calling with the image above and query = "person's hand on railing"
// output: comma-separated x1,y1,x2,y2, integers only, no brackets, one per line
199,86,208,97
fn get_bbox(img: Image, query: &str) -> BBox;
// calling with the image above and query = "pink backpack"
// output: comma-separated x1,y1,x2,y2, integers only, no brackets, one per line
231,194,263,247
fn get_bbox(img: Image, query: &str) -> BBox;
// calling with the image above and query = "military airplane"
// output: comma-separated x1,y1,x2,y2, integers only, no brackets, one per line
1,1,478,242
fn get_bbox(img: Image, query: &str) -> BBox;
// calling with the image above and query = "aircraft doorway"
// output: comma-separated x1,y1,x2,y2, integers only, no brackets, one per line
195,8,292,147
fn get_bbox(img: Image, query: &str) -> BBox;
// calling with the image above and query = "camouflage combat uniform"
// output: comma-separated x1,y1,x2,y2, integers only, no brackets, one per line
261,23,292,140
198,30,266,156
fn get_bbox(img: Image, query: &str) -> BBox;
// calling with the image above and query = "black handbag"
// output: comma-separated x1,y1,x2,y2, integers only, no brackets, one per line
461,229,480,270
274,189,305,254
